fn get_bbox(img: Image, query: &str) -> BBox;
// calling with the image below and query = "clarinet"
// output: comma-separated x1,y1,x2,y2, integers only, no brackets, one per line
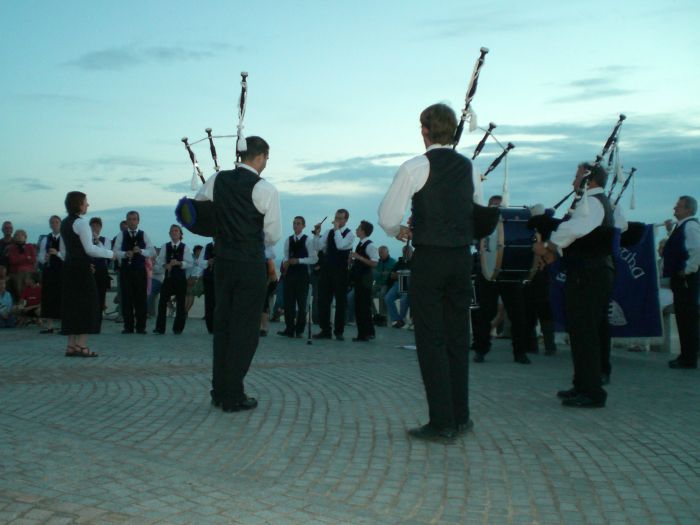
453,47,489,149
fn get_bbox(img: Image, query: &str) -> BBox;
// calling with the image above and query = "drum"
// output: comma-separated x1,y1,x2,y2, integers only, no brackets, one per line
397,270,411,294
479,206,537,282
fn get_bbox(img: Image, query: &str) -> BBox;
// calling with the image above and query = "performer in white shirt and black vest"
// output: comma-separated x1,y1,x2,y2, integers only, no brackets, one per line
662,195,699,369
113,211,154,334
88,217,111,333
153,225,193,335
379,103,476,442
534,162,615,408
195,136,282,412
38,215,64,333
349,220,379,342
278,216,318,338
312,209,355,340
201,241,215,334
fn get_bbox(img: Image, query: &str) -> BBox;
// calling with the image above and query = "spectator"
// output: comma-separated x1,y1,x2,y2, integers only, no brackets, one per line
0,221,13,272
372,245,396,326
89,217,112,332
384,244,412,328
16,272,42,326
0,278,15,328
184,244,203,314
38,215,65,334
6,229,37,300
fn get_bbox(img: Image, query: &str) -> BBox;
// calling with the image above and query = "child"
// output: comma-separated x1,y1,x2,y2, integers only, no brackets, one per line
17,272,42,326
0,279,16,328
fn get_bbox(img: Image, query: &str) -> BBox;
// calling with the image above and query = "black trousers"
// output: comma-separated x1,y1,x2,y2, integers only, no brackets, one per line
94,265,110,333
203,274,215,334
565,264,614,399
155,275,187,333
318,265,349,335
410,246,471,430
473,274,529,357
120,266,147,332
671,272,699,365
284,269,309,334
354,283,374,339
212,258,266,403
523,271,557,354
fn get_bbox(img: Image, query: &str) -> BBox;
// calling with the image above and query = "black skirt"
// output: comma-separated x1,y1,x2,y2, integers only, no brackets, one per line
61,259,100,335
41,268,63,319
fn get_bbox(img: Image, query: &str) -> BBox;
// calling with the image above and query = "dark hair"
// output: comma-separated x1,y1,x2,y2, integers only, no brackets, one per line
294,216,306,226
336,208,349,220
169,224,183,240
120,220,128,226
359,220,374,237
49,215,61,222
64,191,86,215
240,136,269,162
193,245,204,254
420,103,458,145
580,162,608,188
89,217,102,226
679,195,698,216
126,210,140,220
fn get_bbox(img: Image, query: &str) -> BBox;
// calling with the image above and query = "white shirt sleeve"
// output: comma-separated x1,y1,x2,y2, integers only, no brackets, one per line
549,195,605,254
313,233,327,252
156,244,167,269
378,155,430,237
195,172,218,202
73,218,113,259
114,232,127,260
684,219,700,274
181,245,193,271
614,204,629,233
37,237,47,263
140,232,154,258
366,242,379,262
58,235,66,260
300,236,318,266
282,236,290,262
333,228,355,251
252,180,283,246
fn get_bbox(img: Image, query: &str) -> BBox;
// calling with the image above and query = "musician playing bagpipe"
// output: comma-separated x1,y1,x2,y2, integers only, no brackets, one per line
195,136,282,413
533,162,615,408
379,103,498,442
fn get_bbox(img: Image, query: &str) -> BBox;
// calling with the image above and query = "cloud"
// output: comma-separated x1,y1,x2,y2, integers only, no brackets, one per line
550,74,636,103
61,155,178,172
119,176,155,184
164,181,196,194
6,178,53,191
64,43,242,71
13,93,97,104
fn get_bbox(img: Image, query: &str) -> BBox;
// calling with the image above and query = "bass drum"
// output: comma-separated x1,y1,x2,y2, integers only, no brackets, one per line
479,206,537,282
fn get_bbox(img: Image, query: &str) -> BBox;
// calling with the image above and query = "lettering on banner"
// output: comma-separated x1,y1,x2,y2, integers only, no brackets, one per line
619,247,645,279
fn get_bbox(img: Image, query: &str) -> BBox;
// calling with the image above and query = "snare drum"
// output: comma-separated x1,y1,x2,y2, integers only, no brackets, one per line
397,270,411,294
479,206,537,282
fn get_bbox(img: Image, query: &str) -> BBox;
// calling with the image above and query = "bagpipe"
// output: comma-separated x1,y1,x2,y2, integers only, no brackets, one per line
174,72,249,237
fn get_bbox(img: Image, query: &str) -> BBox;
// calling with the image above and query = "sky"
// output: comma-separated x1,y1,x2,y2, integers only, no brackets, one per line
1,0,699,254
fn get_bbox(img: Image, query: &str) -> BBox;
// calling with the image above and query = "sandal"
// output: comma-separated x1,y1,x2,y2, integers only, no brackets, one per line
65,345,80,357
77,346,98,358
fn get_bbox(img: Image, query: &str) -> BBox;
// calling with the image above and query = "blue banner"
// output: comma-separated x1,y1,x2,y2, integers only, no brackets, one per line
550,224,662,337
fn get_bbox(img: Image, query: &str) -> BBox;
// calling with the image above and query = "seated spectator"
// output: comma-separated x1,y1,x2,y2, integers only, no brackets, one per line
384,245,413,328
0,278,16,328
15,272,42,326
6,229,37,300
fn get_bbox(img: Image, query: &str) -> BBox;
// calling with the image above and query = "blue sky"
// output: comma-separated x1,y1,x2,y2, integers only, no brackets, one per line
1,0,699,254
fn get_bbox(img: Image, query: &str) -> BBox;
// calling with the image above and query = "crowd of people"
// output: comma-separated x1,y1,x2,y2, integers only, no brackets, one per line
1,104,697,444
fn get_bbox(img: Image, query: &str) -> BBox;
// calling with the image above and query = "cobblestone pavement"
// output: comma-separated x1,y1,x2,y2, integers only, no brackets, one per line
1,315,699,525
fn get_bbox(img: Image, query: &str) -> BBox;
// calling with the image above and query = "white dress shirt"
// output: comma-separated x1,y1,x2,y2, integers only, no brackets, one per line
113,229,154,260
677,216,700,274
155,242,193,277
550,188,611,255
38,233,65,262
72,218,113,259
378,144,478,237
195,163,282,247
313,227,355,253
356,238,379,262
283,233,318,265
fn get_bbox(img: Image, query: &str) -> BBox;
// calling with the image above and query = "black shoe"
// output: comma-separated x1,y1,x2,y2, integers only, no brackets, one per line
222,396,258,412
352,337,370,342
173,331,182,335
473,353,485,363
259,330,267,337
556,387,578,399
277,330,295,337
136,330,147,334
312,331,332,339
514,354,531,365
210,390,221,407
561,394,606,408
407,423,456,442
335,334,345,341
456,419,474,435
601,373,610,385
668,358,697,369
121,329,134,334
152,329,164,335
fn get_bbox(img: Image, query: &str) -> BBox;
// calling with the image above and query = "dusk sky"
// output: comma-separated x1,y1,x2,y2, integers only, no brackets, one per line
1,0,698,253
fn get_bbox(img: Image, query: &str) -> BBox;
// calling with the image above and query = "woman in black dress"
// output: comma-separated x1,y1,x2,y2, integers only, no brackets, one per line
61,192,115,357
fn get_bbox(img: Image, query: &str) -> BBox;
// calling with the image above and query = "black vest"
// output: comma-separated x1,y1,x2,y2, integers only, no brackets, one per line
411,149,474,247
350,239,373,287
326,228,351,268
61,215,89,270
663,218,699,277
165,242,186,279
91,236,108,268
121,230,147,269
288,234,310,276
44,234,63,272
213,168,265,262
563,193,615,265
